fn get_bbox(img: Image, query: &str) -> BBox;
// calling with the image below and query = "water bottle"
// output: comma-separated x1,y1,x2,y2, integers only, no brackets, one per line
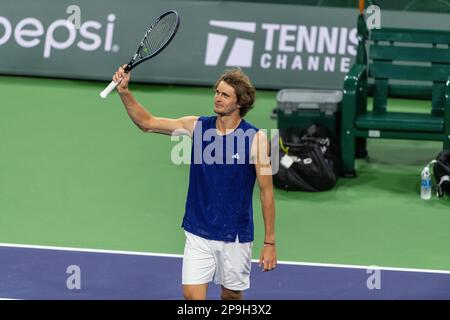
421,166,432,200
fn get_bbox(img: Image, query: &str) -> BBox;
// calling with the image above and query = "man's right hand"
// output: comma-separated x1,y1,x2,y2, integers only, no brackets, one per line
113,64,130,94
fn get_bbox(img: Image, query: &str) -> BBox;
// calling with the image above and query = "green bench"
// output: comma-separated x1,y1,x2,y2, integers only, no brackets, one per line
340,16,450,177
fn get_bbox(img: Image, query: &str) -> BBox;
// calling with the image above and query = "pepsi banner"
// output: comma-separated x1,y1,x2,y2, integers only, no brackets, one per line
0,0,449,89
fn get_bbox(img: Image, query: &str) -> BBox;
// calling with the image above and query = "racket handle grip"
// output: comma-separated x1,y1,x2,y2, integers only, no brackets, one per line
100,80,119,99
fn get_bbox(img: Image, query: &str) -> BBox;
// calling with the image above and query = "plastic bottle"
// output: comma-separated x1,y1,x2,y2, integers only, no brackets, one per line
421,166,432,200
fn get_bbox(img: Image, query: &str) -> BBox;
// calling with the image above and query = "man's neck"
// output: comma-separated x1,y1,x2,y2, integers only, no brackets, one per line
216,113,242,135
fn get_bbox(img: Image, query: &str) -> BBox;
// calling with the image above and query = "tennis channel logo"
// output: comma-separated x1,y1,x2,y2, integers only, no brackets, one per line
204,19,359,73
205,20,256,68
0,12,118,58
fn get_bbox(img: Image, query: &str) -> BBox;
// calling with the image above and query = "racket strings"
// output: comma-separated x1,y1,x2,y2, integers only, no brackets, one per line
139,13,178,59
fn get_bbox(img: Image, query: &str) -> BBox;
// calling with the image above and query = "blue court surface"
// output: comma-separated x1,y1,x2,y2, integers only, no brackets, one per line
1,243,449,300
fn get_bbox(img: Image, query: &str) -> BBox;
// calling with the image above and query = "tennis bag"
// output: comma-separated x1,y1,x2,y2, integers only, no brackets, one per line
273,124,341,191
433,149,450,197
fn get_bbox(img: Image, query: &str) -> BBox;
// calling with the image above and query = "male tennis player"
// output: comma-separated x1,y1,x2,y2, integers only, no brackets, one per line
112,66,276,300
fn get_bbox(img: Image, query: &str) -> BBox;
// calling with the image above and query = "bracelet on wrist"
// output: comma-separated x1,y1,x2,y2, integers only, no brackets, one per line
264,242,275,246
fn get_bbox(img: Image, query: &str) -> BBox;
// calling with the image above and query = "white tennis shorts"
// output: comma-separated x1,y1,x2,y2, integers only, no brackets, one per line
182,231,253,291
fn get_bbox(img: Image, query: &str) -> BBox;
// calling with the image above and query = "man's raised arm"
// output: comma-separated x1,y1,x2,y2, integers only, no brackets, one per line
113,65,198,136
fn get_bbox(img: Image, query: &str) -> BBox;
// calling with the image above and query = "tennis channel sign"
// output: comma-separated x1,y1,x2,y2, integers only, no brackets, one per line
204,20,358,72
1,0,449,90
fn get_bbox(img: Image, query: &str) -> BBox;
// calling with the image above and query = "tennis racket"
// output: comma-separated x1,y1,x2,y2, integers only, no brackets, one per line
100,10,180,98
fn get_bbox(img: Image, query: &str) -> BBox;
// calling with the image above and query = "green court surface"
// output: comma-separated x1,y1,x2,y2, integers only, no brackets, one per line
1,75,449,271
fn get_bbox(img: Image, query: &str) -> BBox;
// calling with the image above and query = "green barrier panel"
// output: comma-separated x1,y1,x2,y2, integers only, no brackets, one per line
0,0,449,89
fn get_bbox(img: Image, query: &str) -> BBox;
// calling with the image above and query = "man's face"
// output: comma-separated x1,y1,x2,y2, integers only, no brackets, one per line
214,81,239,116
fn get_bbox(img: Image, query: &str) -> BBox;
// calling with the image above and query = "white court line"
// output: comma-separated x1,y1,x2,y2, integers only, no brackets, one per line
1,242,450,275
0,242,182,258
275,260,450,275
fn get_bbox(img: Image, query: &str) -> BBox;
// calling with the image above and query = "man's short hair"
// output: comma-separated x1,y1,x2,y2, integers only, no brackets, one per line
215,68,256,117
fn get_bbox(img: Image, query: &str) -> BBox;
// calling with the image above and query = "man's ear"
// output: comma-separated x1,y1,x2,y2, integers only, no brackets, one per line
237,104,241,109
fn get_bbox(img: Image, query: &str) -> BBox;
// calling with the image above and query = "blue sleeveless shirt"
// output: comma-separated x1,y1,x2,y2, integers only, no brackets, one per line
182,116,259,243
